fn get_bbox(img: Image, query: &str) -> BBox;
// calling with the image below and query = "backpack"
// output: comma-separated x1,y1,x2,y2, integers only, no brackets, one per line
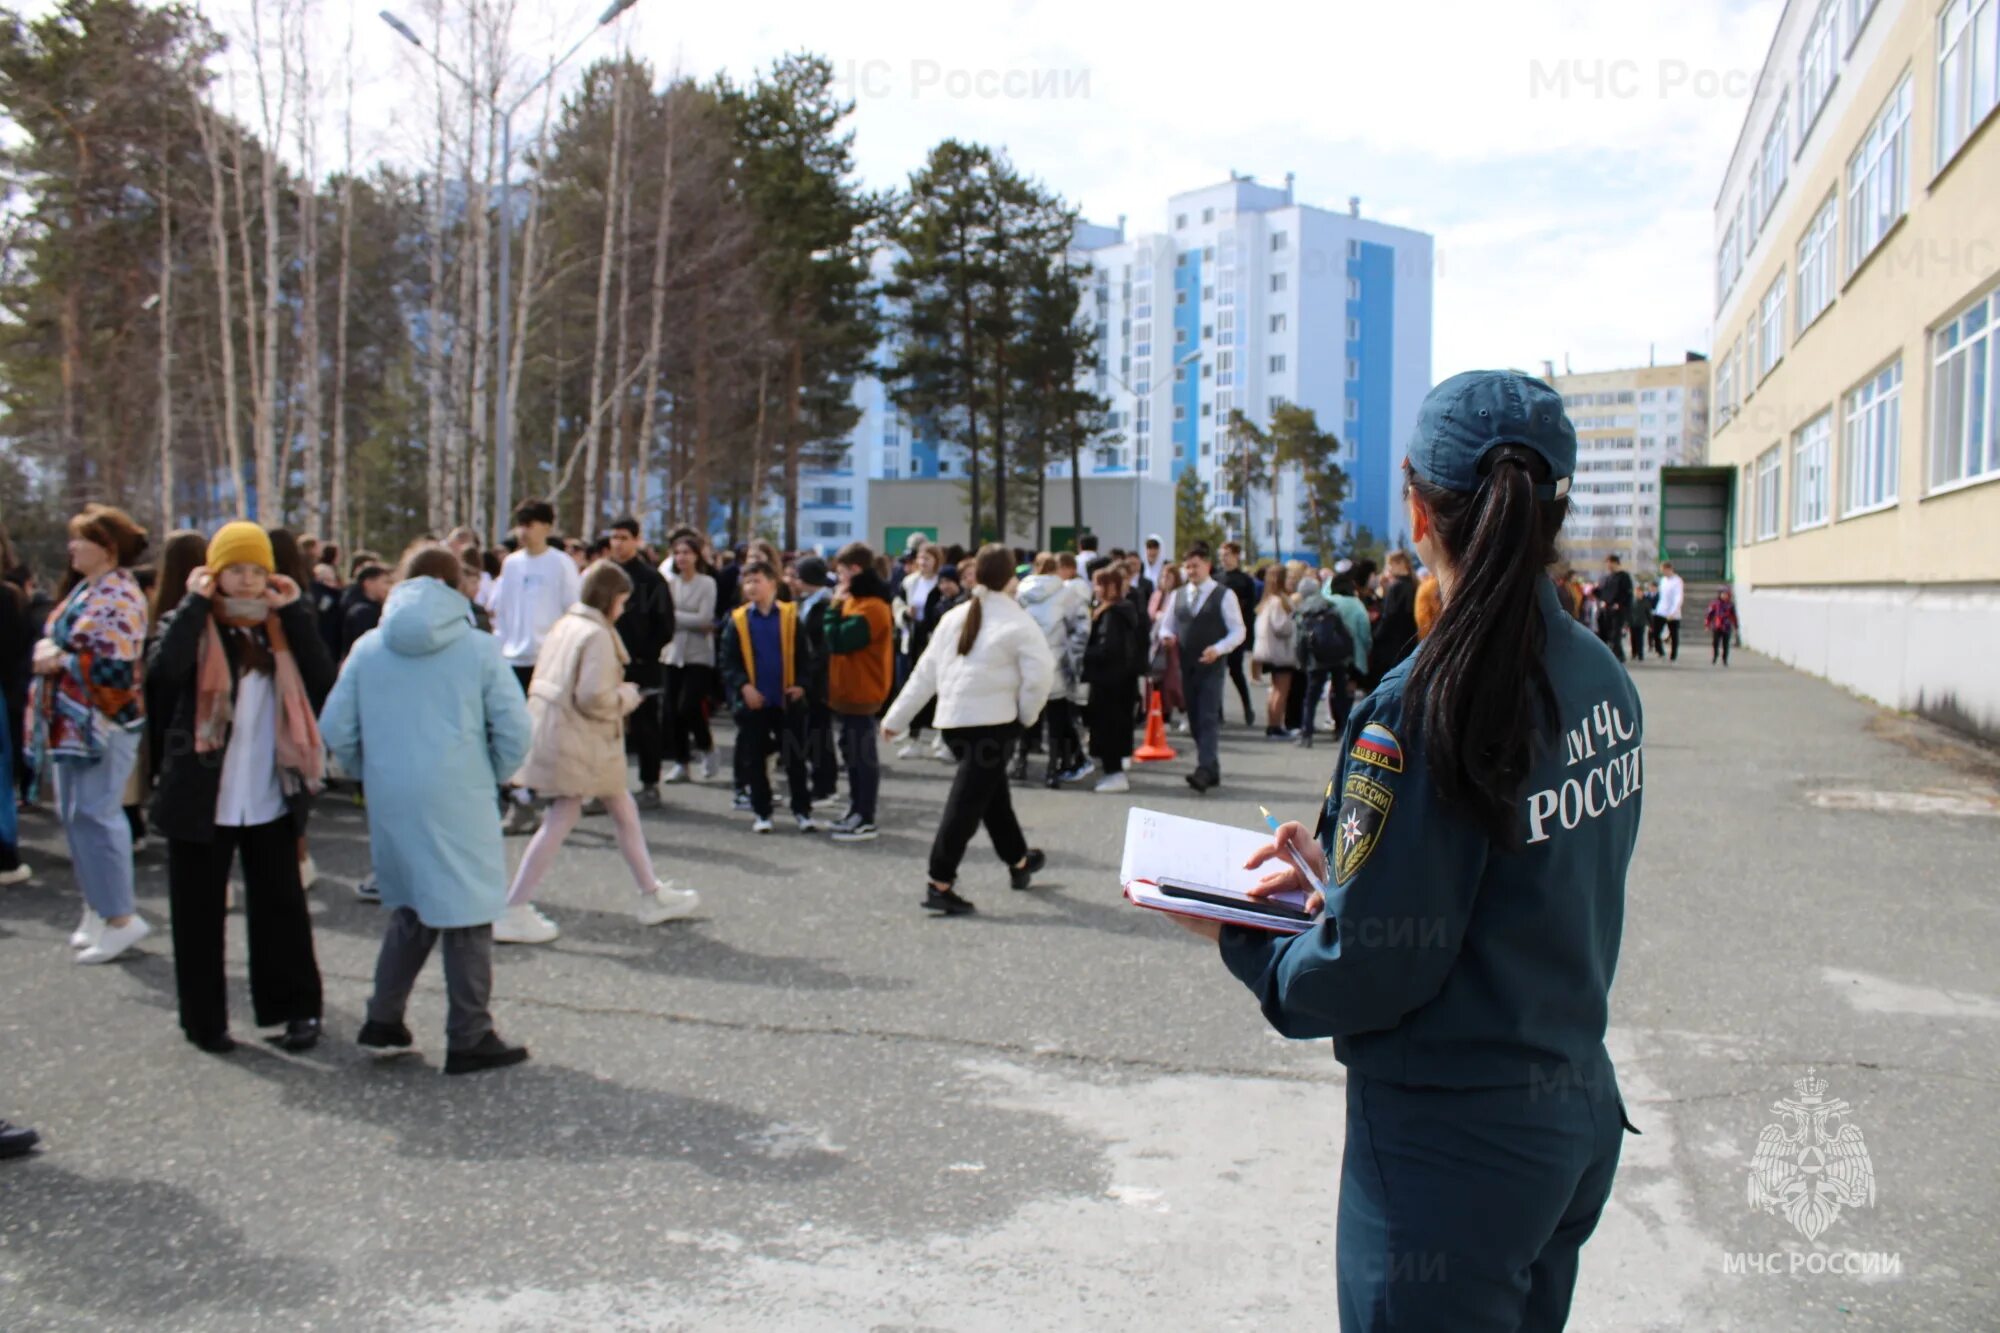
1302,605,1354,671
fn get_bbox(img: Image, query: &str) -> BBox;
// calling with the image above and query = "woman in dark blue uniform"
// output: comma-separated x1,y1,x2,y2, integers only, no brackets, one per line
1184,370,1644,1332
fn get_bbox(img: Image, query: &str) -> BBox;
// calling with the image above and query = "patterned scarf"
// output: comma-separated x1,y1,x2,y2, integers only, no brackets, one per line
195,606,325,795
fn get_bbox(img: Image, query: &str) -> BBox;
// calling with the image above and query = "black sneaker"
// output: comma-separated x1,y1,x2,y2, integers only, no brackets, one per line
828,814,878,843
357,1020,416,1055
273,1017,321,1053
1009,849,1047,891
0,1119,40,1160
732,789,753,812
1007,755,1029,782
188,1031,237,1056
922,885,977,916
1185,768,1215,794
445,1032,530,1076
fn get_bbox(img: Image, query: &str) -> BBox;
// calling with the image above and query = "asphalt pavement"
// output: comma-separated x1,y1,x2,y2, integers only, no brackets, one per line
1,649,1996,1331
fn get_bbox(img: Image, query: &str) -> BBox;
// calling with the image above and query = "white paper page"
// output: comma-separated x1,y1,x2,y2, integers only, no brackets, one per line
1119,807,1282,899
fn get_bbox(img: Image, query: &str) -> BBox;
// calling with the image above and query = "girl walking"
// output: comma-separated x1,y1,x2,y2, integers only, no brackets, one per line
1252,565,1298,737
33,505,151,964
1081,563,1146,794
881,545,1055,916
497,561,701,945
1706,587,1740,666
148,523,334,1053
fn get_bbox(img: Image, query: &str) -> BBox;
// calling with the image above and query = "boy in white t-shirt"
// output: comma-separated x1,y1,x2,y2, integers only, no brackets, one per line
488,499,580,833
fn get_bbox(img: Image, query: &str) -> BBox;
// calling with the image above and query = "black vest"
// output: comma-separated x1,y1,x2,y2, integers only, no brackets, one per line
1180,582,1229,668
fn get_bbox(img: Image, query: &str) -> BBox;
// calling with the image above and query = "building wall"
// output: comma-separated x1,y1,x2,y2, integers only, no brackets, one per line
1708,0,2000,738
1551,359,1712,572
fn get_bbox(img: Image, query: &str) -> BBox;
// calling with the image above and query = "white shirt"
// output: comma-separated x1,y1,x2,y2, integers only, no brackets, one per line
1656,573,1685,620
474,569,497,611
1167,577,1248,657
215,668,286,827
492,547,582,667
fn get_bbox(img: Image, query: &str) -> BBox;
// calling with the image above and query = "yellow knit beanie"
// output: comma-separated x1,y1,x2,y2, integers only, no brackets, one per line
207,521,274,575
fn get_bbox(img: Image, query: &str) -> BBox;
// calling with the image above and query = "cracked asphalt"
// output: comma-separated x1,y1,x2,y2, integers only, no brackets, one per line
2,650,1996,1330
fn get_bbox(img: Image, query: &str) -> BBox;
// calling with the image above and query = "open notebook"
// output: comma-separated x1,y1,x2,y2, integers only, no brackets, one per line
1120,807,1316,936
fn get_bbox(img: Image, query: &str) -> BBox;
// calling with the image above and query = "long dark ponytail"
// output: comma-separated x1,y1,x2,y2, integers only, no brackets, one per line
1403,448,1569,842
956,543,1015,655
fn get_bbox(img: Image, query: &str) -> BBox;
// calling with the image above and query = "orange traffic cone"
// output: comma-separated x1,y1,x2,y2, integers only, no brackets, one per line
1133,689,1177,762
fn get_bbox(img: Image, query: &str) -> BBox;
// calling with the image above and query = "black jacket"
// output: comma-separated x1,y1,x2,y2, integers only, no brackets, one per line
1367,574,1419,684
145,596,336,843
342,597,382,655
614,555,674,676
1222,567,1258,650
1083,598,1147,687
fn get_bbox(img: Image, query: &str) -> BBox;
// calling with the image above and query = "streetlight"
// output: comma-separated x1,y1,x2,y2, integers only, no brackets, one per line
381,0,642,542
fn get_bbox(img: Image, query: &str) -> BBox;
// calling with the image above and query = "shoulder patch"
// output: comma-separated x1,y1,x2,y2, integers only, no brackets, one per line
1350,722,1404,774
1333,772,1394,884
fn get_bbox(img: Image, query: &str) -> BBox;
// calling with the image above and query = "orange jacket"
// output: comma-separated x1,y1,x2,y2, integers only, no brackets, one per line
825,593,894,715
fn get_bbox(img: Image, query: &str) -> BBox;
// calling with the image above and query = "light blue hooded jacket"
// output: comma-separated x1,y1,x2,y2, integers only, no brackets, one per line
320,576,532,928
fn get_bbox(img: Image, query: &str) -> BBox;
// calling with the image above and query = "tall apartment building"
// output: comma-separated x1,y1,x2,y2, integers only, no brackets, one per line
1707,0,2000,740
1547,357,1711,572
812,176,1435,559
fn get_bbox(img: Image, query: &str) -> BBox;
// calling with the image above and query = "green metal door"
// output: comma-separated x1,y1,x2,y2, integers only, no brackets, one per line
1659,468,1732,581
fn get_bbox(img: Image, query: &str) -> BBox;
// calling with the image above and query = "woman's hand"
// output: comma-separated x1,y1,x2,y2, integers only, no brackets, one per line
1173,915,1223,942
617,681,643,714
1244,820,1328,916
880,725,901,746
263,574,302,609
31,638,64,676
186,566,216,600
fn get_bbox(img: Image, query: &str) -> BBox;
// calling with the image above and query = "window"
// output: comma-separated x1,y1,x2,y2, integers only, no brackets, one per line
808,485,852,507
1640,390,1658,403
1202,207,1214,224
1798,0,1843,141
1201,363,1212,380
1271,230,1288,251
1269,354,1287,374
1716,345,1736,418
1174,365,1187,382
1936,0,2000,171
1796,192,1838,332
1346,277,1360,300
1202,246,1214,262
1848,74,1911,275
1175,213,1188,230
1201,402,1212,415
1850,0,1879,41
1347,317,1360,340
1792,411,1832,530
1202,324,1213,341
1173,405,1186,422
1346,357,1360,380
1842,359,1902,515
1269,313,1287,334
1202,285,1213,301
1347,240,1361,260
1346,399,1359,421
1755,445,1784,540
1270,272,1287,293
1930,281,2000,491
1174,291,1186,307
1751,98,1789,238
1717,204,1743,308
1175,328,1188,346
1200,438,1212,456
1758,273,1788,381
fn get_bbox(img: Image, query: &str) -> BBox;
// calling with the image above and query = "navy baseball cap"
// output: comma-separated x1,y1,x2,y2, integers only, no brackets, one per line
1407,370,1576,500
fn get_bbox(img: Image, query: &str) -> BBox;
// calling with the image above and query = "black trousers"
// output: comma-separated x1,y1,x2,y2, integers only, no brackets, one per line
806,698,839,800
1600,619,1626,661
737,706,811,818
928,723,1028,885
664,664,715,765
1626,623,1646,661
1712,630,1731,665
168,817,322,1042
625,662,665,786
1225,646,1253,723
1660,618,1681,661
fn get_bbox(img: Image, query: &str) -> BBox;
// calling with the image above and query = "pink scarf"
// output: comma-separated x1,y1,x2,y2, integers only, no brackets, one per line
195,610,324,794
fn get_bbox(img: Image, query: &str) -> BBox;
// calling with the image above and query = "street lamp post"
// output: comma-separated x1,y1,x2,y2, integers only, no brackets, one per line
380,0,641,543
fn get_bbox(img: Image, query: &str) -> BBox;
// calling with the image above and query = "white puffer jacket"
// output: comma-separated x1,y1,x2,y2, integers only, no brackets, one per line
884,586,1055,733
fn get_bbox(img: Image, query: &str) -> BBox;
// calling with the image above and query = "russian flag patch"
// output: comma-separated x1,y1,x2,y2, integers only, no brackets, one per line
1350,722,1404,774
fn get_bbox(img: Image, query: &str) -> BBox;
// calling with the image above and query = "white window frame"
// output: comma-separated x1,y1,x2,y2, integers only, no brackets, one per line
1929,280,2000,494
1270,230,1288,251
1346,317,1360,340
1759,93,1791,226
1754,445,1784,541
1269,313,1286,334
1758,273,1788,382
1847,74,1912,276
1791,410,1833,531
1798,0,1843,143
1268,354,1286,374
1841,358,1902,517
1795,192,1838,333
1935,0,2000,173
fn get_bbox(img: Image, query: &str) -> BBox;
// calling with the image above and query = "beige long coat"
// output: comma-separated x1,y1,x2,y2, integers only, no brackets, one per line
512,604,638,798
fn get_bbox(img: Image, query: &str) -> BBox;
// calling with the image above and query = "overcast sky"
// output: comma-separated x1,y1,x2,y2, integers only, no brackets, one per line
177,0,1787,381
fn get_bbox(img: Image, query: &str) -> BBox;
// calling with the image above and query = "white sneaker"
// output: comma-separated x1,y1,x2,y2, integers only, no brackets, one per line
69,907,102,950
77,914,150,964
493,902,560,945
896,741,921,760
298,855,319,891
662,761,689,784
697,750,718,780
1094,771,1131,794
0,864,31,886
635,880,700,925
794,812,818,833
751,816,773,834
929,737,950,761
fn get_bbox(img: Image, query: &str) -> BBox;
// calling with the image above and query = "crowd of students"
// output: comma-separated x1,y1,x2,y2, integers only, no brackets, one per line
0,497,1448,1109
